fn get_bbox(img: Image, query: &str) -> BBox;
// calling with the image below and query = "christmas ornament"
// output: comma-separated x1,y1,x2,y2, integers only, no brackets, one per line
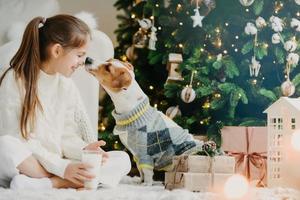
138,18,152,30
132,18,152,48
191,6,204,28
181,86,196,103
281,79,295,96
126,45,137,61
166,53,184,82
239,0,254,6
148,25,157,50
133,28,148,48
166,105,182,119
249,56,261,77
181,71,196,103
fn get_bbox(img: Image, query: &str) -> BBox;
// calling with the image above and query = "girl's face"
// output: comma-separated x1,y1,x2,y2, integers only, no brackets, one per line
53,39,90,77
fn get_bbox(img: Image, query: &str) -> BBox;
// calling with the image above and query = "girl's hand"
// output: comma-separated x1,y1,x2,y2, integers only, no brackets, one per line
64,162,95,186
83,140,109,164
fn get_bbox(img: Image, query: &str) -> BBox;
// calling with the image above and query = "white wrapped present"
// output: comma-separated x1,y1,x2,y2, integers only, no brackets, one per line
172,155,235,174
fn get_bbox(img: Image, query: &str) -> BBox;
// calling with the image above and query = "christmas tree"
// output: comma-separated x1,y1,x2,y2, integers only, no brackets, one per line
98,0,300,150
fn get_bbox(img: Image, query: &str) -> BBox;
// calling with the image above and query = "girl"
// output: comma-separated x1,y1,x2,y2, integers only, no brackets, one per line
0,14,131,189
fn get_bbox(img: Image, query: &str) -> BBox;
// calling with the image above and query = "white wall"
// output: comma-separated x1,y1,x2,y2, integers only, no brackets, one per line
58,0,120,46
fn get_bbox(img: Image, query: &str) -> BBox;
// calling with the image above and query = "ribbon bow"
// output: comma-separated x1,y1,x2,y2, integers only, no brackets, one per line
226,127,267,187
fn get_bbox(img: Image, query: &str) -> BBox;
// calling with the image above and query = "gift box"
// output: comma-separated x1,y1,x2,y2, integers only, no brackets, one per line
165,171,234,192
165,155,235,191
172,155,235,174
221,126,267,186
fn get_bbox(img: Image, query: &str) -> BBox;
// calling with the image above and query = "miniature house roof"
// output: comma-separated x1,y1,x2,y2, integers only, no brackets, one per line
263,97,300,113
168,53,183,63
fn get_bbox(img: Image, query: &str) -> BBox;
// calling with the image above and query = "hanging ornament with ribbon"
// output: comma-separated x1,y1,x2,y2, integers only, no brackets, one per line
181,71,196,103
191,0,205,28
281,62,295,97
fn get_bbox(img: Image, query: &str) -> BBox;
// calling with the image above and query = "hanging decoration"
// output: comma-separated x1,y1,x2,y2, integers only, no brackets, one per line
166,105,182,119
132,18,152,48
148,20,158,50
181,71,196,103
166,53,184,82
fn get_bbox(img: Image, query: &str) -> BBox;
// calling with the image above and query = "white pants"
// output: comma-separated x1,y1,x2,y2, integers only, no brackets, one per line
0,135,131,188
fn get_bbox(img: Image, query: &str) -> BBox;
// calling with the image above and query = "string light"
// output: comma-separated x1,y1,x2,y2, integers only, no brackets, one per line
179,22,183,26
234,48,238,52
235,35,239,39
225,22,229,26
203,44,207,47
215,28,220,33
202,101,211,109
200,48,204,52
150,16,154,20
245,9,249,12
131,14,136,19
155,3,159,7
208,55,212,59
223,50,228,54
179,43,184,48
252,79,257,85
149,85,154,90
264,43,269,48
177,3,182,11
186,11,190,15
158,26,162,30
214,93,221,98
154,103,158,108
273,61,276,64
297,12,300,17
231,44,235,47
200,121,204,124
99,123,106,132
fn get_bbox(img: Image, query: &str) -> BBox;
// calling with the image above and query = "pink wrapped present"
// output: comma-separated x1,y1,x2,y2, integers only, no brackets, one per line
221,126,267,186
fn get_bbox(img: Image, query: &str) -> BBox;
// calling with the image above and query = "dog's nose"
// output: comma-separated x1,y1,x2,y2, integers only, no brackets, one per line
85,57,94,66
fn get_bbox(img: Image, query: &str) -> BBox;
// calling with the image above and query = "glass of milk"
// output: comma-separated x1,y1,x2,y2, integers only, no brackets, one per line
81,149,102,190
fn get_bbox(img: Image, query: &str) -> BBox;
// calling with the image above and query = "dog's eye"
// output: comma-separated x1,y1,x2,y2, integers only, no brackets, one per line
104,64,111,73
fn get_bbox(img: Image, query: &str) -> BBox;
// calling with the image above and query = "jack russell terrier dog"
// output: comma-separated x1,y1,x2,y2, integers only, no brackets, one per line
85,57,203,185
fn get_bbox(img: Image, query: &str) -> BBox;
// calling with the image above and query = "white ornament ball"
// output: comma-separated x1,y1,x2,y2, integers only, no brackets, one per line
295,0,300,5
181,86,196,103
166,106,182,119
284,40,297,52
281,80,295,97
239,0,255,6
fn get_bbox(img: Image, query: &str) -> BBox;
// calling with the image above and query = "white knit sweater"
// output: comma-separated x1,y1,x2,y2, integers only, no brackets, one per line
0,69,97,178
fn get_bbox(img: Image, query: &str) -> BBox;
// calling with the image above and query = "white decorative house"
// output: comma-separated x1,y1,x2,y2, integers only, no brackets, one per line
264,97,300,189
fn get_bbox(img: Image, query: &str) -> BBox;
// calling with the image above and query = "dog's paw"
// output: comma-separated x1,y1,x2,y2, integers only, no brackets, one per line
141,181,153,186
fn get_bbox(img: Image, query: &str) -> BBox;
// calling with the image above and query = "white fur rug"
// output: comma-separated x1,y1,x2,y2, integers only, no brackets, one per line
0,176,299,200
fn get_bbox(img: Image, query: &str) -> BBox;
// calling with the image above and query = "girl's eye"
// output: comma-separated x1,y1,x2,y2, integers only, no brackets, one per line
78,55,83,58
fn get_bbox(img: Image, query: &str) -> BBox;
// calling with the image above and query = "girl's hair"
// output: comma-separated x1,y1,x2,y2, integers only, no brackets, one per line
0,14,91,139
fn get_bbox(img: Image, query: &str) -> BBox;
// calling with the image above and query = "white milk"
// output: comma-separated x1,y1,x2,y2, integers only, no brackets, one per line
81,150,102,189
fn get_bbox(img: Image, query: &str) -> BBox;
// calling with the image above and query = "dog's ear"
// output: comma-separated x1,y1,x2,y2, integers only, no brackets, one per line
121,61,134,71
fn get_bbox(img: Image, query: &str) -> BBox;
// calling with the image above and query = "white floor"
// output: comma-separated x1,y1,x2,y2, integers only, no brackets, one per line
0,176,299,200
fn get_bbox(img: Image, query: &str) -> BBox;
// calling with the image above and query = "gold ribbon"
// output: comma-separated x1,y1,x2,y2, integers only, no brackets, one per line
226,127,267,187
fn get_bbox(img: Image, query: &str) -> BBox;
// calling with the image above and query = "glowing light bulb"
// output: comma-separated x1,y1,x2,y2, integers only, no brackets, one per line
291,130,300,151
224,175,249,199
